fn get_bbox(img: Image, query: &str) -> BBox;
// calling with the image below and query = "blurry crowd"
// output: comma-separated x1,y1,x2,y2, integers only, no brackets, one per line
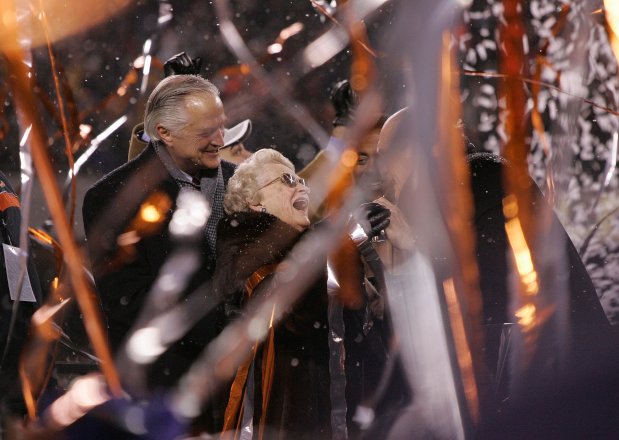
2,46,619,440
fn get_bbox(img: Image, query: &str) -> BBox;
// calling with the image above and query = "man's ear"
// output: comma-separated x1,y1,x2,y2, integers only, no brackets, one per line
248,204,262,213
156,124,172,144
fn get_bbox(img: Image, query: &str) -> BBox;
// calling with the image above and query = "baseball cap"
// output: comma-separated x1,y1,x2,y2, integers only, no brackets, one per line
223,119,252,148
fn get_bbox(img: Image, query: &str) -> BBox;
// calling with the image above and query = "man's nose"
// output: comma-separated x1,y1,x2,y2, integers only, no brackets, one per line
368,154,378,172
213,128,225,147
369,152,383,173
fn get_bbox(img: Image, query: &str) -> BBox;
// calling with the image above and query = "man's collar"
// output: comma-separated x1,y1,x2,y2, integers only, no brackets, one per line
197,167,219,179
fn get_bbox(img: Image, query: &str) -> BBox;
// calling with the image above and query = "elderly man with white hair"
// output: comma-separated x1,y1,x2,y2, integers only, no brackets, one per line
82,74,236,421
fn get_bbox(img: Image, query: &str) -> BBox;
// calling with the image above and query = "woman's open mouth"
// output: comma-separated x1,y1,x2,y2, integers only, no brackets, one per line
292,196,309,211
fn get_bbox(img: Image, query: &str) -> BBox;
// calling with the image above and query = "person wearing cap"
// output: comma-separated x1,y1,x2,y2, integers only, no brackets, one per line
218,119,253,165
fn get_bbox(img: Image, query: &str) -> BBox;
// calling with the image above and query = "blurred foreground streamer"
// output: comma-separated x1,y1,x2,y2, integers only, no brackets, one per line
0,0,133,51
2,0,619,439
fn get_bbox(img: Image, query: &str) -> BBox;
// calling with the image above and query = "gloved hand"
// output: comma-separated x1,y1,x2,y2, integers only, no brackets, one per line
163,51,202,77
375,197,415,251
349,202,391,243
331,79,358,127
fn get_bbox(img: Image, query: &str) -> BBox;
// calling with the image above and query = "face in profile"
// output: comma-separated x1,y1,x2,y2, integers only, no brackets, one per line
252,162,310,231
219,142,253,165
157,94,226,174
375,108,412,202
353,127,386,201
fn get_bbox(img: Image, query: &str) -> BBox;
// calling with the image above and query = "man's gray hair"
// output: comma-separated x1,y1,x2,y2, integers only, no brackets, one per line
224,148,295,214
144,75,220,141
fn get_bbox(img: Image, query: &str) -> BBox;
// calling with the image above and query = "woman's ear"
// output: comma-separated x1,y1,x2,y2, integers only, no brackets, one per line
156,125,172,144
248,193,262,212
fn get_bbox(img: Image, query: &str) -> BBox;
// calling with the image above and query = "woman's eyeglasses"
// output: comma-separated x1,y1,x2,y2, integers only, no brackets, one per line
257,173,306,191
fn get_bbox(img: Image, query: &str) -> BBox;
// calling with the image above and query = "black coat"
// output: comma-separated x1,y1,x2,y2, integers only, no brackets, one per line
0,171,41,413
213,211,332,439
468,153,610,332
82,144,235,389
467,153,619,435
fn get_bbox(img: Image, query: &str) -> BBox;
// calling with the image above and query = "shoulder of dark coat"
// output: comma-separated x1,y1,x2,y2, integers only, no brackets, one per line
82,144,173,228
220,160,236,184
0,171,20,244
86,144,159,194
213,211,301,294
216,211,300,248
0,171,16,195
466,152,507,169
217,210,276,232
466,152,506,204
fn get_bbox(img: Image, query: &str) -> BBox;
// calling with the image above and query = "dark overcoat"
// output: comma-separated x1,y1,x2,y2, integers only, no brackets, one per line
213,211,332,439
82,143,235,389
467,153,619,436
0,171,41,413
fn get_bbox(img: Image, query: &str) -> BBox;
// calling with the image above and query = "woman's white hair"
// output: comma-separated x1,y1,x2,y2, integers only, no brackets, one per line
224,148,295,214
144,75,220,142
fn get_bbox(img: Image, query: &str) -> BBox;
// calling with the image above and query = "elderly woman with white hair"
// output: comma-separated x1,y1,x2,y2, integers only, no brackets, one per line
213,148,331,439
213,147,394,439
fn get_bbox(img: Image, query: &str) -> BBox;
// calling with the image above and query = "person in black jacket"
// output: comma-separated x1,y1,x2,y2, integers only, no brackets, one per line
373,108,618,437
467,151,619,437
82,74,235,407
0,171,41,415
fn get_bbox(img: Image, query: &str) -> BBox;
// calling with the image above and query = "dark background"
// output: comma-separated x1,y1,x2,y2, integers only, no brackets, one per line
0,0,397,174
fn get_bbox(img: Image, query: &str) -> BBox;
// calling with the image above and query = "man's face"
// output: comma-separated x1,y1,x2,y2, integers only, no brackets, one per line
158,94,226,174
353,128,385,201
375,109,412,202
353,128,380,179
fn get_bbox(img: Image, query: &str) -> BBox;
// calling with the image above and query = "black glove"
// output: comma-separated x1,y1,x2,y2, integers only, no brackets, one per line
163,52,202,77
350,202,391,242
331,79,358,127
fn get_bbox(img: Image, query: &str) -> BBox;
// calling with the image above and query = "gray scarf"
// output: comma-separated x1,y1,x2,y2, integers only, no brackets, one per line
153,142,225,260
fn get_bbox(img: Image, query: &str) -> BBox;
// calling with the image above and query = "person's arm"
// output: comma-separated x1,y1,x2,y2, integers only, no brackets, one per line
330,235,365,310
82,187,154,352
